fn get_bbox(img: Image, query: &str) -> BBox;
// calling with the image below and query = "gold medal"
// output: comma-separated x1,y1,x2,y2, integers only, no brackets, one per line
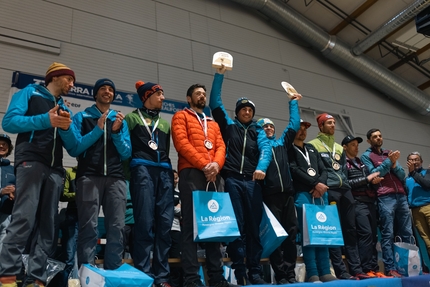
334,153,341,161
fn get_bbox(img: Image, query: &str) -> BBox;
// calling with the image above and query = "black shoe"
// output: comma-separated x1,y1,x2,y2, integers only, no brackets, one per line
156,283,172,287
248,275,268,285
236,276,250,286
337,272,358,280
277,278,290,285
184,280,205,287
209,279,229,287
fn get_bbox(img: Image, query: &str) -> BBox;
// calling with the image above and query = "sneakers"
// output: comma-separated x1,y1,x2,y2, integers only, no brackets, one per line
367,270,392,278
248,274,268,285
319,274,337,282
184,280,205,287
307,275,321,283
337,272,358,280
386,270,403,278
355,273,373,280
155,283,172,287
277,278,290,285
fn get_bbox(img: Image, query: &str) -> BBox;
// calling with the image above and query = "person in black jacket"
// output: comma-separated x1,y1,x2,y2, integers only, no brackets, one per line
0,134,15,254
257,94,300,284
342,135,386,278
290,120,337,283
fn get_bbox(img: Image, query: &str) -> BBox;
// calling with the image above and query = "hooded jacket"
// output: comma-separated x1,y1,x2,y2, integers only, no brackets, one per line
209,73,272,176
263,100,300,195
64,104,131,179
2,83,74,168
308,133,350,190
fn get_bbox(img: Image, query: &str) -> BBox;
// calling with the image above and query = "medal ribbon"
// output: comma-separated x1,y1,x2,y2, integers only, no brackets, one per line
138,109,160,142
294,145,311,168
318,139,337,161
189,108,208,139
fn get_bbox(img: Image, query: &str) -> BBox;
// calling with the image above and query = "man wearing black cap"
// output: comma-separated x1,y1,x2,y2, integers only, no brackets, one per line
0,134,15,254
209,66,272,285
62,78,131,270
342,135,386,278
0,62,76,287
124,80,174,287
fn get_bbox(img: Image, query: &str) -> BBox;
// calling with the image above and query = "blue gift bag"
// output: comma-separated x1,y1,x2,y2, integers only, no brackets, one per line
192,189,240,242
79,263,153,287
394,237,422,277
302,203,344,247
260,203,288,258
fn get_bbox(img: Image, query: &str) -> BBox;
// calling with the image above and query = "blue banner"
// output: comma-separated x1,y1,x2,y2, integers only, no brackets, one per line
11,71,209,115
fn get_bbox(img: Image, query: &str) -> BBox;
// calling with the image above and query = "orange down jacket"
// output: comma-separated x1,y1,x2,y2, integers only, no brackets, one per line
171,108,226,173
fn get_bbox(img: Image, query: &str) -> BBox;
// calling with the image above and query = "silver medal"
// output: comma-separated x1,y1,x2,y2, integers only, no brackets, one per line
332,162,340,170
334,154,341,161
148,140,158,150
307,168,316,176
204,139,213,150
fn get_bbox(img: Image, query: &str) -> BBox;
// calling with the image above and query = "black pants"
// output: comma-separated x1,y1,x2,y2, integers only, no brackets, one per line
328,188,362,276
179,168,224,285
355,199,379,272
263,193,298,282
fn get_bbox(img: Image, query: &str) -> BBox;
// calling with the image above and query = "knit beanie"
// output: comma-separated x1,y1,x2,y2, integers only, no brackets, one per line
135,81,163,102
45,62,75,84
235,97,255,116
257,118,275,131
93,78,116,100
316,113,334,127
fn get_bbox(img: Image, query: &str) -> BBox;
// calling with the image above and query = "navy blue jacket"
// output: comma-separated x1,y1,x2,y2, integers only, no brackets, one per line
0,158,15,214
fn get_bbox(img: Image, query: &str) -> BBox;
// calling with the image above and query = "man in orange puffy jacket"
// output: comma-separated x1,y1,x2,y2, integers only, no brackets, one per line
171,84,227,287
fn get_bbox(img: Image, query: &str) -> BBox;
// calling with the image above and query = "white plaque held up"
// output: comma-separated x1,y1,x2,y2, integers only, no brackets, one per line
281,81,299,99
212,52,233,70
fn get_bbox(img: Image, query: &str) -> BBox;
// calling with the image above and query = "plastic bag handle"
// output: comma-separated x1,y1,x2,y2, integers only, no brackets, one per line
394,235,417,245
311,197,324,206
206,181,218,192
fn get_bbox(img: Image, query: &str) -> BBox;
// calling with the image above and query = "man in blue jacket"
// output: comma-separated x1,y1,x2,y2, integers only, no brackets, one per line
256,94,300,284
0,134,15,254
62,78,131,270
406,152,430,256
0,62,76,287
209,65,272,285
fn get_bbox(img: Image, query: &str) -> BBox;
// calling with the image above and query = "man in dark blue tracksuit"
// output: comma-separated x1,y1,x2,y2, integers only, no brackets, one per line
209,66,272,285
0,62,76,287
62,78,131,270
257,95,300,284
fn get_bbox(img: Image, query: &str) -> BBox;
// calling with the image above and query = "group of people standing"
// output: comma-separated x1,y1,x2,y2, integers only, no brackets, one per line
0,60,427,287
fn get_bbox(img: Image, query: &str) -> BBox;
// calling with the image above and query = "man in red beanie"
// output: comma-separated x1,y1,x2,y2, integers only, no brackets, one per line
308,113,370,280
0,62,76,287
124,81,174,287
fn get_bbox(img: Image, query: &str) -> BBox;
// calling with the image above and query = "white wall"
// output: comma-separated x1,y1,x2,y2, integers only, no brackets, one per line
1,0,429,169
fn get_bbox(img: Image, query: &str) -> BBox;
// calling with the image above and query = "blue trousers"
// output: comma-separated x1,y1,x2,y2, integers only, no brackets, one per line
378,193,413,272
225,175,264,277
295,192,332,278
130,165,174,284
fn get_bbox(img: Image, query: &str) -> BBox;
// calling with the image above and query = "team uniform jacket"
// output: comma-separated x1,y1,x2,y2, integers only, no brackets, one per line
171,108,225,173
63,104,131,179
2,83,74,168
209,73,272,176
308,133,350,190
406,168,430,208
288,143,328,192
361,147,405,197
125,108,172,169
263,100,300,195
